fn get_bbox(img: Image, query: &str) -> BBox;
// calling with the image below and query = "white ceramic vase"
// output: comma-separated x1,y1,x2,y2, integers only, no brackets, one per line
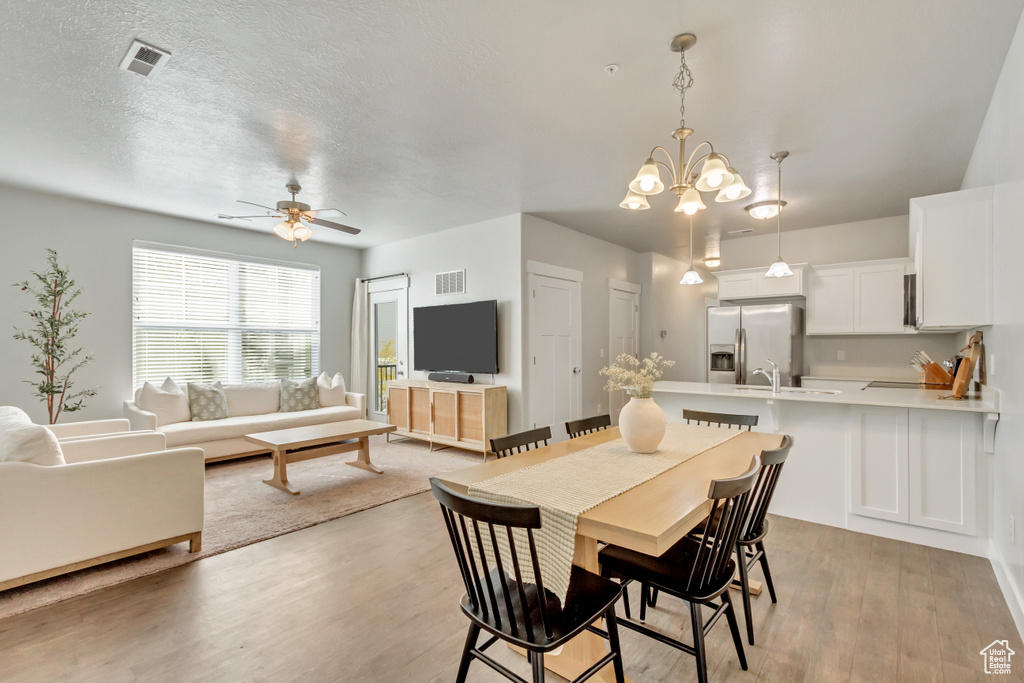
618,397,666,454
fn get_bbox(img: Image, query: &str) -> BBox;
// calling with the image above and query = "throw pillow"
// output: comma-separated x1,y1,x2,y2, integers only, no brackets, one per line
138,377,192,426
187,382,229,421
0,422,65,466
280,377,320,412
317,372,347,407
223,382,281,417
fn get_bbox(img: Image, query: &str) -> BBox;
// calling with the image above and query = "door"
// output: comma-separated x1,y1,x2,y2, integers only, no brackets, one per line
528,273,582,436
908,409,977,534
807,267,854,334
706,306,741,384
368,287,408,422
853,263,905,333
740,303,800,386
850,406,909,523
608,286,639,425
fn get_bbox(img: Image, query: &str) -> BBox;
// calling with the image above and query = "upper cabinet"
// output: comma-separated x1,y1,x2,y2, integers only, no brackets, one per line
714,264,805,300
910,186,993,330
806,259,908,335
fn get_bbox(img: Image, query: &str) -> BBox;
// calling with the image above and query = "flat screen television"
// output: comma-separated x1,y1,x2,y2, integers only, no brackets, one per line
413,300,498,374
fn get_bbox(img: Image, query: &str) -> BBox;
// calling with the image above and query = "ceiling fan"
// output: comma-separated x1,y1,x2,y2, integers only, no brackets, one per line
218,183,361,246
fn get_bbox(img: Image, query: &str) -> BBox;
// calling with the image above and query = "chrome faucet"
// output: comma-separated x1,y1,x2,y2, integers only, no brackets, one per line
752,359,782,394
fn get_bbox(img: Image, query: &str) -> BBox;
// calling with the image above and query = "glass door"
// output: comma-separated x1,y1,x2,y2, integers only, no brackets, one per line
368,286,408,422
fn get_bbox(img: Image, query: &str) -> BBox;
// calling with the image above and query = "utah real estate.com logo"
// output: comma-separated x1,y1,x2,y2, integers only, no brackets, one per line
980,640,1014,675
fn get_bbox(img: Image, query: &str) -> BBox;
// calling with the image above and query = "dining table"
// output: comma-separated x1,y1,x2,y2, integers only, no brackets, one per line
435,424,783,683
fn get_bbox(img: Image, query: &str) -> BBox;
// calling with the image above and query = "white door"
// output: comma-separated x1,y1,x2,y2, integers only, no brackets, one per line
608,286,639,425
853,263,905,333
368,286,408,422
849,406,909,523
528,273,581,437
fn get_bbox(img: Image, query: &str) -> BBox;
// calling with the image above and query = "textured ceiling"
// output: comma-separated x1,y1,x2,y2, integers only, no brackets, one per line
0,0,1020,263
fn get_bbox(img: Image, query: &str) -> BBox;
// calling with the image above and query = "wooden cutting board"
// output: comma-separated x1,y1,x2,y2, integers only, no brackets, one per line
952,332,983,398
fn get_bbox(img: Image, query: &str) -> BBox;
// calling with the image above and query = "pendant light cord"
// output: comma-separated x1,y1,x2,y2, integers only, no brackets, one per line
776,157,783,258
689,215,694,267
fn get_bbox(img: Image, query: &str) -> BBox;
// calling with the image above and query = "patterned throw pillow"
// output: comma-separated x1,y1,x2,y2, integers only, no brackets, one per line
280,377,320,413
187,382,229,421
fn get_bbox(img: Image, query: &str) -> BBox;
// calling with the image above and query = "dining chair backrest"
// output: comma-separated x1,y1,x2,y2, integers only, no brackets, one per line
687,456,761,593
565,414,611,439
429,477,553,642
490,426,552,459
683,409,758,431
741,434,793,541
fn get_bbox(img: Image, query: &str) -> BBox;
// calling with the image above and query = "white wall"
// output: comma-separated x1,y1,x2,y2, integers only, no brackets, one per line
0,185,360,424
638,252,714,382
962,9,1024,635
721,215,961,378
361,215,524,431
520,215,643,423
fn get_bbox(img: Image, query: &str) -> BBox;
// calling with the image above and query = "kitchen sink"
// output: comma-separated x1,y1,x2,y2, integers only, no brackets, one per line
732,386,841,396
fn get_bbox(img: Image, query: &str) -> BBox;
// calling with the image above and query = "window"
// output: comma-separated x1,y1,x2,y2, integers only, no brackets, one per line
132,242,320,387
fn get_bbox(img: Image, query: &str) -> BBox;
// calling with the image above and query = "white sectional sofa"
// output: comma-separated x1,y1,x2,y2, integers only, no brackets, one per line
0,413,204,591
124,379,366,463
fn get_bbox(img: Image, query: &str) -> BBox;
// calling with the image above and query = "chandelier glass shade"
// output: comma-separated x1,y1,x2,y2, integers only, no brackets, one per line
621,33,748,219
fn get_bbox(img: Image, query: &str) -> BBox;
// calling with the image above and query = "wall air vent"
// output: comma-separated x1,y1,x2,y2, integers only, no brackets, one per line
727,228,755,236
435,269,466,296
119,39,171,78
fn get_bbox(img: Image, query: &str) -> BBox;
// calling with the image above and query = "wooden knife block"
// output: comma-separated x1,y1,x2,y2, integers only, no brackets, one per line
920,363,953,388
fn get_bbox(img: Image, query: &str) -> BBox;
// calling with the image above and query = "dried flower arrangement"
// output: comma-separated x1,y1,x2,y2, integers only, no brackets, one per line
600,352,675,399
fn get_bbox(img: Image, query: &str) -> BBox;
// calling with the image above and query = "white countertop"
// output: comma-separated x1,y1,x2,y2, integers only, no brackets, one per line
653,381,999,414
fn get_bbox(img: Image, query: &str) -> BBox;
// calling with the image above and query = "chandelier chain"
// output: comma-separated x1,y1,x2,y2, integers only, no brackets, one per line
672,49,694,129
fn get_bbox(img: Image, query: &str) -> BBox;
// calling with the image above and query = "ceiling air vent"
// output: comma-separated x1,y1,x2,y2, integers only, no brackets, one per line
727,228,755,236
435,270,466,296
119,39,171,78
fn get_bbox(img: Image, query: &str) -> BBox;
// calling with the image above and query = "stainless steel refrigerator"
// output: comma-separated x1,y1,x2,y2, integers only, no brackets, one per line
706,303,803,386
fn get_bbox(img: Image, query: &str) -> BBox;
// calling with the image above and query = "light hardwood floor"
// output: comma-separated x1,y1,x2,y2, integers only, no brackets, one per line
1,492,1020,682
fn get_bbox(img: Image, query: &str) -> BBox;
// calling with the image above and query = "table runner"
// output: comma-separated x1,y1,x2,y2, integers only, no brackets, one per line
468,423,743,604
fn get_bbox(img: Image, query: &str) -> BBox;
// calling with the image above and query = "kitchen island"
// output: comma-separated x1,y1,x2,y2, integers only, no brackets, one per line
653,380,1000,556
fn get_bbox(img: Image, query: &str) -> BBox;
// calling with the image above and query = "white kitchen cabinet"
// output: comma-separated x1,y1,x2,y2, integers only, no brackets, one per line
908,409,977,535
714,265,804,300
850,406,909,523
910,186,993,330
806,267,854,334
850,406,977,535
806,260,907,334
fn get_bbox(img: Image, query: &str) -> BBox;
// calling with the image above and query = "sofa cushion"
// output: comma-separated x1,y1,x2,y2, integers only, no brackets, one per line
223,382,280,417
281,377,320,412
158,405,360,447
317,372,347,407
138,377,191,426
0,406,31,425
187,382,229,421
0,422,65,466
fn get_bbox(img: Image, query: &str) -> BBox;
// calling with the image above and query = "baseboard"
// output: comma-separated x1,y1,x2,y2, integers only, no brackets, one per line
989,539,1024,641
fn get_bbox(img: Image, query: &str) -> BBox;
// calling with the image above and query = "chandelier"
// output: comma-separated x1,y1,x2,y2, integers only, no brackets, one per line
620,33,750,215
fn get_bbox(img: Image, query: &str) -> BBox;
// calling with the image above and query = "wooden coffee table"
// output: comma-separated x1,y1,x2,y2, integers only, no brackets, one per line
245,420,397,495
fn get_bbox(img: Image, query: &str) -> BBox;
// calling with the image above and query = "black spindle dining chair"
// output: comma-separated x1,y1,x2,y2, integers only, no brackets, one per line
490,426,552,459
430,478,626,683
683,409,758,431
565,414,612,439
599,457,761,683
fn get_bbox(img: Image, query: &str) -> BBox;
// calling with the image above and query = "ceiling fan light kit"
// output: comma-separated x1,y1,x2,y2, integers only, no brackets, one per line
620,32,749,222
218,183,361,246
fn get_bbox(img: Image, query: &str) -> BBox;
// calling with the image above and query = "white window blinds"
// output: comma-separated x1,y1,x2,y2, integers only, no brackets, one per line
133,243,320,387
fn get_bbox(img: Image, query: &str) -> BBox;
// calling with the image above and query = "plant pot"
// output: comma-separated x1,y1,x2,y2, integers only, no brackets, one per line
618,397,666,453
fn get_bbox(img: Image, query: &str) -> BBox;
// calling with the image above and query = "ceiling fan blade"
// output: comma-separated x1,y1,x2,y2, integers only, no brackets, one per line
309,217,361,235
217,214,252,221
305,208,347,218
237,200,279,212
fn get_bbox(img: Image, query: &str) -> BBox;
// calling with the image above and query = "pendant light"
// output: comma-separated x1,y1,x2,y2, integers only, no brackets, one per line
764,151,793,278
680,215,703,285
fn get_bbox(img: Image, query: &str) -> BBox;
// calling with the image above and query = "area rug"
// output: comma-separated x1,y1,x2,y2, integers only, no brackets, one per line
0,435,479,619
